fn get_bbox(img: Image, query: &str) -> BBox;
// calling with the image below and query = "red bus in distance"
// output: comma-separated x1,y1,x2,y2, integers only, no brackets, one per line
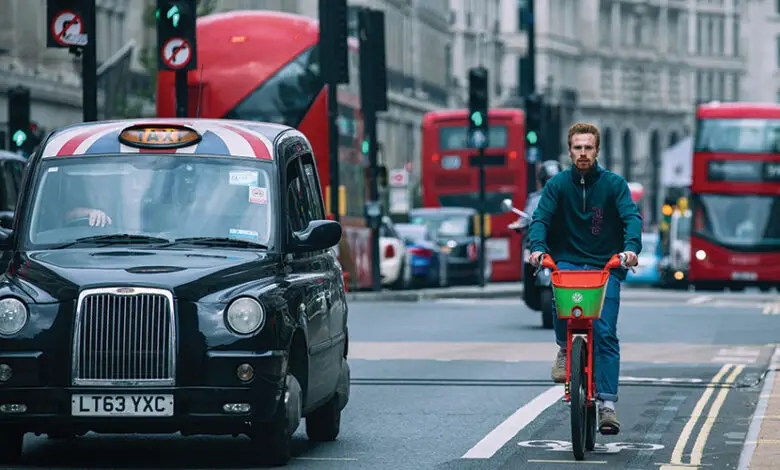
156,10,373,289
420,109,527,282
690,102,780,290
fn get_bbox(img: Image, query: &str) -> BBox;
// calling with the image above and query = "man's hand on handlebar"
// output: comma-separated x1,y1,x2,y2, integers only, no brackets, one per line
620,251,638,267
530,251,545,268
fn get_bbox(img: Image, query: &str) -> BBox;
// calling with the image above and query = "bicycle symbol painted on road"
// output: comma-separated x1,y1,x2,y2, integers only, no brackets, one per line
518,440,664,454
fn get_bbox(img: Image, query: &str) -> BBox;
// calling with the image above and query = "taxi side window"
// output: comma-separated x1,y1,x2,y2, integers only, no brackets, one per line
286,158,309,233
300,153,324,220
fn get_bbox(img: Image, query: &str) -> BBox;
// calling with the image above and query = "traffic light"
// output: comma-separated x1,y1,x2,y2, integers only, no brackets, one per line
468,67,488,148
156,0,197,71
7,86,31,153
319,0,349,85
525,93,543,147
357,8,387,112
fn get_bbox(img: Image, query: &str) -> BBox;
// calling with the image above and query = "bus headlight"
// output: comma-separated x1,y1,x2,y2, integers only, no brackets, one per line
0,298,28,336
695,250,707,261
225,297,265,335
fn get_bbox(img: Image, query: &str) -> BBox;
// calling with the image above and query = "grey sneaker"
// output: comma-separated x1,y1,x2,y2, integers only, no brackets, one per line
599,407,620,435
551,348,566,383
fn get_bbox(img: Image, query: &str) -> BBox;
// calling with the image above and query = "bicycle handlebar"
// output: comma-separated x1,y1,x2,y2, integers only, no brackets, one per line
534,253,636,276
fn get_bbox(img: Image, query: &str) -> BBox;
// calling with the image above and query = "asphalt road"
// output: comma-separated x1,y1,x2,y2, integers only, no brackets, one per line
7,287,780,469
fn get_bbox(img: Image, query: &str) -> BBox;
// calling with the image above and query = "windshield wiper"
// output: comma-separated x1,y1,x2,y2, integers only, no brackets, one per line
51,234,172,249
167,237,268,249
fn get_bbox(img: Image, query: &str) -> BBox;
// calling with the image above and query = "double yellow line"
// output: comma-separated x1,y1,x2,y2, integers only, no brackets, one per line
662,363,744,469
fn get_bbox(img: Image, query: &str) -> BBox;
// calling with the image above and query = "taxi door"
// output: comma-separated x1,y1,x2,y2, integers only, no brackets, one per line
282,149,338,406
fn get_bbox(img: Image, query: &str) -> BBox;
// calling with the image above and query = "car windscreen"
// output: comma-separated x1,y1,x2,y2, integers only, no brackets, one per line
22,154,275,249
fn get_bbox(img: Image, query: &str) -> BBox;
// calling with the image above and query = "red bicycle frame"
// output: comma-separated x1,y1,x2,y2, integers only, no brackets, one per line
541,254,624,404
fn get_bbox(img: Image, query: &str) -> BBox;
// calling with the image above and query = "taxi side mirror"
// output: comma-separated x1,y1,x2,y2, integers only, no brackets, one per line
291,220,342,252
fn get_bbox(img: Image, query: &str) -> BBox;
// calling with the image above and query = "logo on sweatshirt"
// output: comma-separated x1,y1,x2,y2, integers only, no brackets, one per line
592,207,604,235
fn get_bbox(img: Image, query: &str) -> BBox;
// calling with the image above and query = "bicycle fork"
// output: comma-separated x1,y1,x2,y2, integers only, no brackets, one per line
564,319,596,404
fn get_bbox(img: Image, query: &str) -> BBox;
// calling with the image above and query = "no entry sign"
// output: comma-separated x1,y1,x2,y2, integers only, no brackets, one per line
161,38,193,70
50,10,87,46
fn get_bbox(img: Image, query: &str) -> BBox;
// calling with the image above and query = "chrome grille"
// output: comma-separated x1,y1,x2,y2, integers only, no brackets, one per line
72,287,176,386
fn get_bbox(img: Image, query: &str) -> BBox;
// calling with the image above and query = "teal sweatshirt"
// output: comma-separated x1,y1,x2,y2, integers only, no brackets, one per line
527,163,643,280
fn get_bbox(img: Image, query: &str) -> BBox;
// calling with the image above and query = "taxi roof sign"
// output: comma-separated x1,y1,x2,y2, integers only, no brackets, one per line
119,124,201,149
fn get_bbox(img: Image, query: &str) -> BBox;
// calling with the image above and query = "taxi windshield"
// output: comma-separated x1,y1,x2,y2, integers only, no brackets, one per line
23,155,274,249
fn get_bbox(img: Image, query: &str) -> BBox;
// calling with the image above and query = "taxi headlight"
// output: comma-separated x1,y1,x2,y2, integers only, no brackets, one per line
225,297,264,335
0,298,28,336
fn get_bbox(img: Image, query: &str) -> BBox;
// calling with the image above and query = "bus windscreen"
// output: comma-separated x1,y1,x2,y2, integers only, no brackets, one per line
695,118,780,153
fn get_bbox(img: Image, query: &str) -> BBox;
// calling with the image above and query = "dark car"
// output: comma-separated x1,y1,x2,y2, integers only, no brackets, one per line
0,119,350,466
0,151,26,230
408,207,490,285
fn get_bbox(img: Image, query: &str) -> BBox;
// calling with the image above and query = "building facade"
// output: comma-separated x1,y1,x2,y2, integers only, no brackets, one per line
527,0,745,225
740,0,780,102
0,0,156,147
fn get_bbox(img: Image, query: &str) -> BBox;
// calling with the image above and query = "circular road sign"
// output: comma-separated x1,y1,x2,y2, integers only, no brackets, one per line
51,10,86,46
161,38,193,70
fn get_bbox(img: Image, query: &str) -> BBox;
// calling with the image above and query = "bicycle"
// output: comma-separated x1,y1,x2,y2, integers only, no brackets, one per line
538,252,634,461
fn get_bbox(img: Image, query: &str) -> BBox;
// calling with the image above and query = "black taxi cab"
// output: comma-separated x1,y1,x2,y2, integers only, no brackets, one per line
0,119,350,465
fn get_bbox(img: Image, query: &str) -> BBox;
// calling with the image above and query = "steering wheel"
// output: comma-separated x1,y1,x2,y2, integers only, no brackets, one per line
64,216,95,228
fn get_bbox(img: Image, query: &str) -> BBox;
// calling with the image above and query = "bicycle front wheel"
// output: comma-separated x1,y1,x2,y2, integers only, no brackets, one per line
570,335,587,460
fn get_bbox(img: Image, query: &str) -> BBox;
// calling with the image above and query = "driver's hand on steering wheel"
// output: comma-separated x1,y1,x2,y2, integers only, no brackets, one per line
88,209,112,227
67,208,112,227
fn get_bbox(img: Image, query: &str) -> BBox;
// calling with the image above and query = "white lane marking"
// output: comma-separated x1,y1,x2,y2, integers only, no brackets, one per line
687,295,714,304
461,385,563,459
762,302,780,315
738,346,780,470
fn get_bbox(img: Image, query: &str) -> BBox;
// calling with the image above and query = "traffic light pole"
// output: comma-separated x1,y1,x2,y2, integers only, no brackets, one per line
478,148,487,288
327,82,339,222
82,0,97,122
175,70,188,117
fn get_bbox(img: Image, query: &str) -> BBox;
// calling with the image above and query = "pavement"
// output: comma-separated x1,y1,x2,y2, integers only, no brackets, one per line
7,287,780,469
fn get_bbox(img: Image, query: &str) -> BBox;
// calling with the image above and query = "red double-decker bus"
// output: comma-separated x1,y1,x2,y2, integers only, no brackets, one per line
156,11,373,289
420,109,527,282
689,102,780,290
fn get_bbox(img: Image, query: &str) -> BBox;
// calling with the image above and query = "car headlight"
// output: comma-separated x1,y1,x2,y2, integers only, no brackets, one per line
0,298,28,336
225,297,264,335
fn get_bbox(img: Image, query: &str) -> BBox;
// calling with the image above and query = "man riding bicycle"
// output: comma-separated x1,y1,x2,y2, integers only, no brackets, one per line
527,122,642,434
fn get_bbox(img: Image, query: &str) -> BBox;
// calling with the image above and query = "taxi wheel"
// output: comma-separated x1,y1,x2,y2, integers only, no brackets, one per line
252,373,301,466
0,430,23,464
306,357,347,442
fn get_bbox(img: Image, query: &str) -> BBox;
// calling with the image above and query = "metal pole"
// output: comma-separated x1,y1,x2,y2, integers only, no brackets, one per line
175,70,188,117
328,83,340,222
367,105,381,292
479,147,486,287
82,0,98,122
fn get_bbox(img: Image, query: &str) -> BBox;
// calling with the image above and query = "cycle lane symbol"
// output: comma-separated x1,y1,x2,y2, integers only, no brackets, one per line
518,440,665,454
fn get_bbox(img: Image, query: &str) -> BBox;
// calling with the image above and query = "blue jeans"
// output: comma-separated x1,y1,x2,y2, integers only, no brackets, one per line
552,261,621,403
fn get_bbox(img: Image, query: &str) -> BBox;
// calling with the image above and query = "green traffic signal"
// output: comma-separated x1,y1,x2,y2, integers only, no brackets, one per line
12,130,27,147
470,111,483,127
167,5,181,27
361,140,369,154
526,130,538,145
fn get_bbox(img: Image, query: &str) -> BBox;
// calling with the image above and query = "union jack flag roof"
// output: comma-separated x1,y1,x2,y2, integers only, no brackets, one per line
40,118,291,160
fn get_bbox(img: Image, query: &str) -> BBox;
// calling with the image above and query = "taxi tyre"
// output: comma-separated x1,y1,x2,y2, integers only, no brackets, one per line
0,428,23,464
252,372,302,466
305,357,350,442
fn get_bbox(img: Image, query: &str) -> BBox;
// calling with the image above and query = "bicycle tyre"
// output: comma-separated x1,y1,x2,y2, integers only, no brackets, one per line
570,335,587,460
585,357,597,451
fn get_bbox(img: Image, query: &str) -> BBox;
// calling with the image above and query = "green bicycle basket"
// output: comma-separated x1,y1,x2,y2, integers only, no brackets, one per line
551,270,609,319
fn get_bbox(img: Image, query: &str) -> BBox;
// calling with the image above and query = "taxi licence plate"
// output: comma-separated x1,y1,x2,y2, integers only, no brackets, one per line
72,394,174,417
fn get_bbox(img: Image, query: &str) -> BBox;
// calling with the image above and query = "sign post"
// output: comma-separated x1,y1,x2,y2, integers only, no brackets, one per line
468,66,489,287
157,0,198,117
47,0,97,122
